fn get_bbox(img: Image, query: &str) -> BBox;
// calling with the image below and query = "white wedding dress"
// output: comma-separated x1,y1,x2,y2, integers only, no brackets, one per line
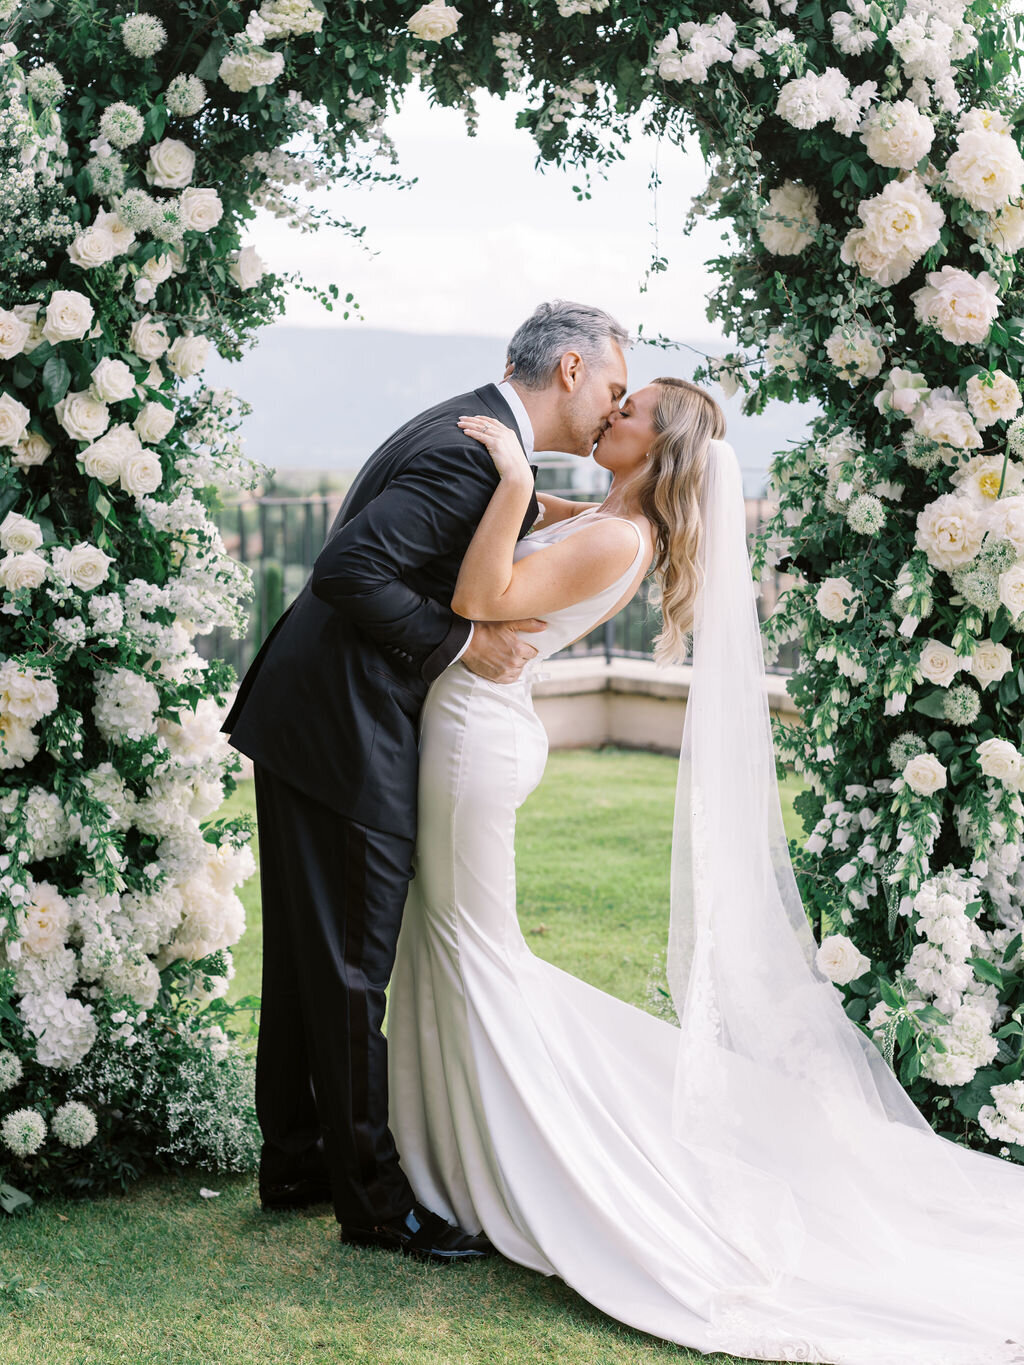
387,504,1024,1365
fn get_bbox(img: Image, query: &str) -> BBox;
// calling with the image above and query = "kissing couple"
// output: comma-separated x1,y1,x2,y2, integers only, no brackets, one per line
225,300,1024,1364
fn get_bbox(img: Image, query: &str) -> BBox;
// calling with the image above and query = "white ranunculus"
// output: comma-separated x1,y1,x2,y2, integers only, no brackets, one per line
824,322,885,382
913,387,982,451
912,267,1001,346
0,512,43,554
129,316,170,361
919,639,961,687
816,575,860,622
64,543,113,591
816,933,871,985
903,752,947,796
42,289,94,344
860,99,934,170
228,245,265,290
0,392,31,449
977,737,1022,784
179,187,223,233
756,180,819,255
970,639,1013,688
946,126,1024,213
951,453,1024,506
55,390,110,443
218,44,286,93
998,563,1024,618
0,308,30,359
81,424,140,485
144,137,195,189
167,334,209,379
840,174,944,286
966,370,1022,428
915,493,985,571
0,550,47,592
67,224,118,270
133,401,175,444
119,447,163,496
12,431,52,469
89,356,135,404
407,0,462,41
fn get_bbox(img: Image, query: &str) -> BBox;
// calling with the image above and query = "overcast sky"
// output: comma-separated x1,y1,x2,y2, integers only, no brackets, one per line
249,85,735,349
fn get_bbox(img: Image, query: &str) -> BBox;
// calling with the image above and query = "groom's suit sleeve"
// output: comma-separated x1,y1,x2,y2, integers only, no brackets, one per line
310,441,499,684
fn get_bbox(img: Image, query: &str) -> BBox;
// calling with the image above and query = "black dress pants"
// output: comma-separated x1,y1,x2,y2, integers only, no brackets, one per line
253,764,416,1226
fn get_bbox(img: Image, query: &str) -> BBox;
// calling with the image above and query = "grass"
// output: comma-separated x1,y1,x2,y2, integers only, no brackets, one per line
1,751,805,1365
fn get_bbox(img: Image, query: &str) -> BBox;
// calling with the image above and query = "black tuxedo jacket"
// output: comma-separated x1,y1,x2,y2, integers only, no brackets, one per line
223,384,539,839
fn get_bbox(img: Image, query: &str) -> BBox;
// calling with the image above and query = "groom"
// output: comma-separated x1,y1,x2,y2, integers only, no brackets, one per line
224,300,628,1261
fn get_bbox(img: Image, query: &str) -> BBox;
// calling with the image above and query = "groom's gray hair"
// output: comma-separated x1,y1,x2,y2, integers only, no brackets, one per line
506,300,630,390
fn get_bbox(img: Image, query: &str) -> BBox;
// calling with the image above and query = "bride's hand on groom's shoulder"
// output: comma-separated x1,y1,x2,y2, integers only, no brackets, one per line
460,619,546,683
458,416,532,483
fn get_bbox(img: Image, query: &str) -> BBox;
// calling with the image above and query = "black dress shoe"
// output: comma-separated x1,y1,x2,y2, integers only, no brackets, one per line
259,1176,333,1210
341,1201,494,1264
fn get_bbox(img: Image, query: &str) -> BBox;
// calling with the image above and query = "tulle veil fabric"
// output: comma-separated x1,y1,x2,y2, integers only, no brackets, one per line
665,438,1024,1361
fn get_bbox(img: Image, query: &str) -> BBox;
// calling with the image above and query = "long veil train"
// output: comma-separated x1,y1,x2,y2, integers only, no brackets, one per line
666,438,1024,1363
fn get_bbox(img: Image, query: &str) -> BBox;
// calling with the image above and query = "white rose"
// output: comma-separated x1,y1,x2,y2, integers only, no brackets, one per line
64,543,113,592
816,575,859,623
946,127,1024,213
913,388,983,451
179,187,223,233
912,267,1001,346
860,100,935,170
55,390,110,443
0,513,43,554
129,317,170,361
0,392,31,449
0,308,30,360
919,639,961,687
144,138,195,189
14,304,45,354
966,370,1022,428
903,753,947,796
89,356,135,404
93,208,136,254
67,224,118,270
119,447,163,496
998,563,1024,618
915,493,985,571
977,737,1023,784
824,322,885,382
0,551,47,592
81,424,141,485
167,334,209,379
12,431,52,469
407,0,462,41
141,253,175,283
228,245,265,290
816,933,871,985
971,639,1013,688
756,180,819,255
840,175,944,287
133,401,175,444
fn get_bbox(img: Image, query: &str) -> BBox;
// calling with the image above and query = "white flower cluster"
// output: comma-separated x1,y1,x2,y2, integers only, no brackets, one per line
805,782,892,918
0,660,58,771
776,68,876,138
887,0,977,113
653,15,738,86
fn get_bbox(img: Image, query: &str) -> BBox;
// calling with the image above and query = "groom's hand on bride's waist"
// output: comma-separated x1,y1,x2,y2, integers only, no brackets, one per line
460,619,546,683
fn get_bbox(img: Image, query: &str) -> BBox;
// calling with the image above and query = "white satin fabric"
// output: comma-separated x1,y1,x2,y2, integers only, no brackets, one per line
387,497,1024,1365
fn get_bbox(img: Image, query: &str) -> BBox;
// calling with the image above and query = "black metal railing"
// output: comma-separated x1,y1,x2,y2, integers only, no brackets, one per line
198,462,797,679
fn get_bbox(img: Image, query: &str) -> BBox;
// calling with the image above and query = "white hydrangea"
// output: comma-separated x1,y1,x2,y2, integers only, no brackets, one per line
20,990,98,1069
92,667,160,743
979,1079,1024,1145
830,0,877,56
219,41,287,93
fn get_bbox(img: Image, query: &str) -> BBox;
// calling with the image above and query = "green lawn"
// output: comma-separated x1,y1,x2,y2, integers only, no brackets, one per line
1,751,805,1365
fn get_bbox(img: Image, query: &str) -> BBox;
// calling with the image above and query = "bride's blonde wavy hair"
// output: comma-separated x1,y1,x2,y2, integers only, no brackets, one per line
628,377,725,663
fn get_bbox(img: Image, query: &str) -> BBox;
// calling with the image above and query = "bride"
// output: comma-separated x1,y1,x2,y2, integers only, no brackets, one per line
386,378,1024,1365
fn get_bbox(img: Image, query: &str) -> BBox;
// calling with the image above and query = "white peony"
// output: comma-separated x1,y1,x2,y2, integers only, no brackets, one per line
982,201,1024,255
167,334,209,379
144,138,195,189
407,0,462,41
0,307,30,359
0,660,58,723
133,401,175,444
912,267,1001,346
913,388,982,451
998,563,1024,618
0,551,46,592
56,390,110,444
219,44,286,93
966,370,1022,428
951,453,1024,506
903,753,947,795
916,493,985,571
977,737,1022,784
129,316,170,361
816,933,871,984
20,882,71,955
860,100,934,170
12,430,53,469
0,392,31,449
89,356,135,404
756,181,819,255
228,245,266,290
824,321,885,382
970,639,1013,688
0,512,42,553
42,288,95,344
946,126,1024,213
919,639,961,687
840,175,944,287
67,224,118,270
816,575,860,622
179,187,223,233
764,332,807,375
986,495,1024,555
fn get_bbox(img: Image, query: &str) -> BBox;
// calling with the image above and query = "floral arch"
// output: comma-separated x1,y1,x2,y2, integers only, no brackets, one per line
1,0,1024,1204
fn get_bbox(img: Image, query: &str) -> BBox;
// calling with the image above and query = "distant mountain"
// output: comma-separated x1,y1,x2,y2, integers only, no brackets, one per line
201,326,818,496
